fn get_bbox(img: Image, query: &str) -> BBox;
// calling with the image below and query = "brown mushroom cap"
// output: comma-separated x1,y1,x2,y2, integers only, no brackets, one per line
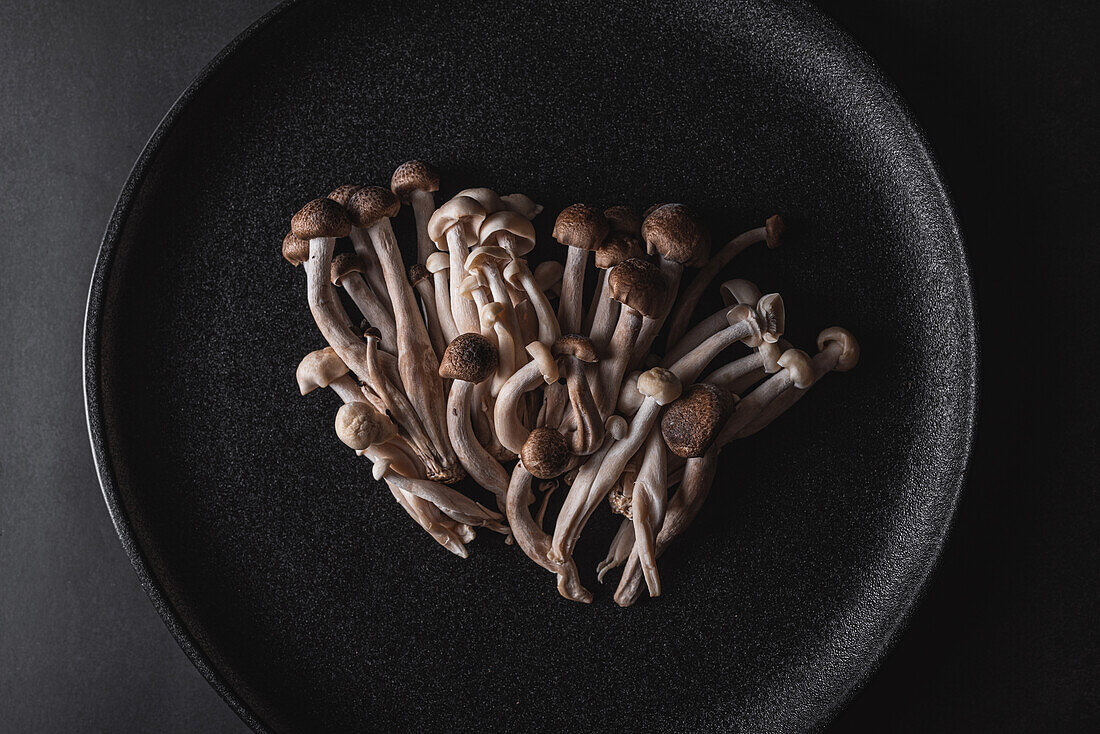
552,334,598,363
604,205,643,236
439,333,499,384
282,232,311,266
552,204,610,252
607,258,666,318
661,383,737,458
327,184,362,208
347,186,400,228
390,160,440,202
521,427,572,479
765,214,785,249
291,198,351,240
408,263,430,286
594,231,645,270
641,203,710,267
330,252,366,284
643,202,669,219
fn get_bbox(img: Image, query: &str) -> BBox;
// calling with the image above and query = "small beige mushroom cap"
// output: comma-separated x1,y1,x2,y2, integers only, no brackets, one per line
661,383,738,458
778,349,816,388
296,347,349,395
552,334,598,363
330,252,366,285
608,258,666,318
641,203,710,267
501,193,543,219
534,261,564,296
282,232,311,266
425,251,450,274
456,187,505,214
726,304,764,345
526,341,560,383
604,205,643,236
335,401,397,451
327,184,362,208
637,367,682,405
427,195,488,248
594,231,645,270
757,293,785,343
439,332,499,384
465,245,512,273
817,327,860,371
553,204,610,252
347,186,401,228
521,427,573,479
291,198,351,240
765,214,785,249
479,210,536,256
390,160,440,203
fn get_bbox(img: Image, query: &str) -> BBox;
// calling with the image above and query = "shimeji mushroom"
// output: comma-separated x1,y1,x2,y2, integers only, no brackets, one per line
500,192,544,219
297,349,471,556
587,230,645,354
626,424,673,596
494,342,559,454
438,333,511,509
478,211,537,361
591,258,667,417
630,204,711,369
330,253,398,350
408,263,447,358
535,260,564,304
427,195,487,335
614,348,817,606
661,383,739,459
466,245,525,370
479,301,517,397
335,402,507,535
503,257,561,345
553,204,610,335
665,214,784,348
425,251,460,343
348,186,461,484
390,160,440,266
663,283,784,371
552,335,604,455
329,184,392,313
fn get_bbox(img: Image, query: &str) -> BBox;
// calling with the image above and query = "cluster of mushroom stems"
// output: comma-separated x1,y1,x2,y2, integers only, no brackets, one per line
284,161,858,606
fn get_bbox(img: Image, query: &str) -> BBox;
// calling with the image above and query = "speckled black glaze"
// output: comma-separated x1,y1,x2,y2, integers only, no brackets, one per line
83,1,976,732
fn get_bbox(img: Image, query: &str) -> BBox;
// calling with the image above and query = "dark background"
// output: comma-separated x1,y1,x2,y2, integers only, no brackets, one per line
0,1,1094,732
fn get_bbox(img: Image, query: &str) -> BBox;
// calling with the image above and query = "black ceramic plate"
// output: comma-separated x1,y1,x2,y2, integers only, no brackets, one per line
84,1,976,731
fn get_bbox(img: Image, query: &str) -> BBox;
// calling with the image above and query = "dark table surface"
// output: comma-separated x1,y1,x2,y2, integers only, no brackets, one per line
1,1,1095,732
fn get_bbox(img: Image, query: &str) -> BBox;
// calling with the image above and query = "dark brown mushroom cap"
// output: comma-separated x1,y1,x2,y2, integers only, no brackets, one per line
439,333,499,384
552,204,610,252
594,231,645,270
661,383,737,458
641,203,711,267
765,214,785,249
643,202,669,219
327,184,362,208
291,198,351,240
347,186,401,228
362,326,382,340
607,258,666,318
552,334,598,363
408,263,430,286
330,252,366,284
282,232,311,265
604,205,643,236
521,427,572,479
390,160,440,202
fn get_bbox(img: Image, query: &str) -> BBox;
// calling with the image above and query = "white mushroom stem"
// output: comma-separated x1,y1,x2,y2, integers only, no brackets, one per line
366,217,459,482
361,334,438,472
557,246,588,335
364,447,507,533
661,307,731,367
504,258,561,345
515,299,539,346
560,355,604,455
349,228,392,311
426,252,460,344
715,350,814,447
592,307,643,418
666,224,772,348
494,348,557,454
327,373,387,416
703,352,766,394
408,189,437,266
336,272,398,349
630,425,668,597
549,430,623,566
446,226,481,334
411,274,447,359
447,380,510,506
581,270,605,334
596,518,635,583
505,464,592,604
588,269,620,354
722,280,784,372
628,257,683,371
480,302,517,398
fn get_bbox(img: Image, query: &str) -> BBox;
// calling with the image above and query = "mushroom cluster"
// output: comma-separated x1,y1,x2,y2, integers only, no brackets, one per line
285,161,859,605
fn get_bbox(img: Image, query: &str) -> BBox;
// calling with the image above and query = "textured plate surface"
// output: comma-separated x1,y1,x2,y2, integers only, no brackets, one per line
84,0,976,731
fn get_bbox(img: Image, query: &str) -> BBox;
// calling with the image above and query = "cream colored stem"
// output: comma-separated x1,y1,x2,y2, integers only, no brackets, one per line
589,269,619,354
704,352,766,394
340,274,397,349
446,226,480,334
432,267,460,344
630,425,667,597
367,218,459,483
362,335,437,473
661,307,729,367
494,360,545,454
596,518,635,583
447,380,510,506
582,269,604,334
557,246,588,335
409,190,436,266
733,343,842,439
328,374,386,415
513,267,561,345
349,227,392,311
665,225,767,348
715,367,797,447
628,258,682,370
561,357,604,455
593,308,643,417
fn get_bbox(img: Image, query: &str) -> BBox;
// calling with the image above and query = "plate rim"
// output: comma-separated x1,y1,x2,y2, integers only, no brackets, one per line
82,1,978,731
